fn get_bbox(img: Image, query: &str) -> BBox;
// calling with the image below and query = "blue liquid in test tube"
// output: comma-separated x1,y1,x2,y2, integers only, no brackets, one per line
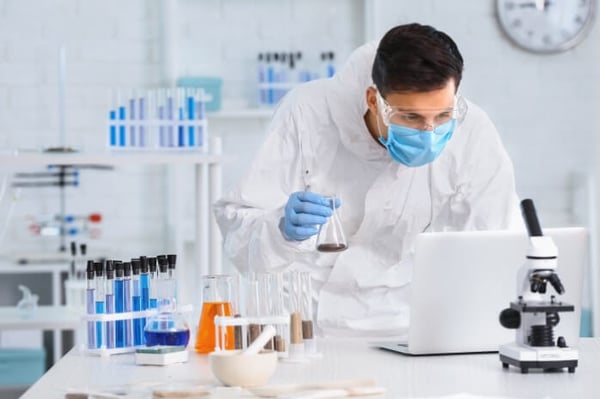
158,106,165,148
178,107,185,147
139,257,150,345
123,265,132,347
118,105,126,147
114,262,125,348
130,261,142,346
105,260,115,349
94,262,105,349
187,94,195,147
109,110,117,146
167,95,174,147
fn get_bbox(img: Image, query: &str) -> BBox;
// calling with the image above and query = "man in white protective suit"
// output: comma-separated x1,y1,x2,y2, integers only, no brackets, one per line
214,23,523,338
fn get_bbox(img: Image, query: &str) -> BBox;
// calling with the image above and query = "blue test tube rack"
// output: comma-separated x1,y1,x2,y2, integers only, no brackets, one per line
107,88,211,152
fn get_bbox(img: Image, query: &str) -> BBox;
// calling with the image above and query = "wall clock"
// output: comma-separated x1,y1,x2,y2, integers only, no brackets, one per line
496,0,596,53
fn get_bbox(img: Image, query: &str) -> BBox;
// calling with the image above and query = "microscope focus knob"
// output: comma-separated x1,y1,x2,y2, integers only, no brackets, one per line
499,308,521,329
557,336,568,348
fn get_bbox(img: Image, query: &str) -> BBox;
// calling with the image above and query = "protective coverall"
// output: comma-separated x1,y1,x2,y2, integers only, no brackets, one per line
214,41,522,338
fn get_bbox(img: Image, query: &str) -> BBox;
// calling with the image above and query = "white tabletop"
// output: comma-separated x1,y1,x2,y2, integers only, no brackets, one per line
0,306,80,330
20,337,600,399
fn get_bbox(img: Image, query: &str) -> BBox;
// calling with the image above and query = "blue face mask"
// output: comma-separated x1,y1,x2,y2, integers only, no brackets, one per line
378,119,456,167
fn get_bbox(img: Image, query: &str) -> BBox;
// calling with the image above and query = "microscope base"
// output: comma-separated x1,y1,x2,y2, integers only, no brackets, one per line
499,343,578,373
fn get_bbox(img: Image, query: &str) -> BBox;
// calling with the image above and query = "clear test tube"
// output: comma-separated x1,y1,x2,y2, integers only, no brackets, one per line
94,262,105,349
157,89,166,148
129,89,137,147
138,90,146,148
86,260,96,349
287,271,304,359
105,261,115,349
231,273,246,350
300,271,317,356
195,88,205,149
271,272,288,355
258,273,274,350
166,88,175,147
246,277,262,346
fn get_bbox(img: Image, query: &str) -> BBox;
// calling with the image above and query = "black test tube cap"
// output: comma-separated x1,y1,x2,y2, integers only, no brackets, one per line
115,261,124,278
167,254,177,270
139,256,149,273
157,255,168,273
131,260,140,275
123,262,132,277
94,261,103,277
105,260,114,280
148,257,157,273
80,243,87,256
70,241,77,256
86,260,94,280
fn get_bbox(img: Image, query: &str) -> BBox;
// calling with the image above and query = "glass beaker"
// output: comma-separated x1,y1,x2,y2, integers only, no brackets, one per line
195,275,234,353
316,195,347,252
144,278,190,347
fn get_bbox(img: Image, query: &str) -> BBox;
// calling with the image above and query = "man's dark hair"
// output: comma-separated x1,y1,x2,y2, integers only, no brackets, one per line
372,23,464,96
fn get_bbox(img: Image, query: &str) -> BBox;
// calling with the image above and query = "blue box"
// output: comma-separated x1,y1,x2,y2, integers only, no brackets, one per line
0,349,46,386
177,76,223,112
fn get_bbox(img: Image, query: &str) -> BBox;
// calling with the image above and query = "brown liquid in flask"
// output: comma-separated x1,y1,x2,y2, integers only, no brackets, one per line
316,195,347,253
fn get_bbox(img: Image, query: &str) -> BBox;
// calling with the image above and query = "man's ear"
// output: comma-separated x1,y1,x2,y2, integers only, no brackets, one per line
365,86,378,115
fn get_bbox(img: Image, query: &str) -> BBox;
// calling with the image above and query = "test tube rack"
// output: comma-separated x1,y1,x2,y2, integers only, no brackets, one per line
214,315,291,358
80,309,158,356
107,88,211,152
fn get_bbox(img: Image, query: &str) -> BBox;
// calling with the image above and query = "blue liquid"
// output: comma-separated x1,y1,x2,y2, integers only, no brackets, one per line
118,106,126,146
140,274,150,345
109,110,117,146
124,279,132,346
115,279,125,347
95,301,105,348
150,298,157,309
187,96,195,146
132,295,142,346
144,329,190,347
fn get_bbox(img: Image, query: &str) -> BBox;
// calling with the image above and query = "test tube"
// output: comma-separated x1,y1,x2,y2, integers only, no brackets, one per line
148,257,158,309
94,261,105,348
196,89,205,148
130,261,143,346
177,88,185,147
157,255,168,302
86,260,96,349
114,261,125,348
187,89,195,147
158,90,166,148
246,278,261,346
118,90,126,147
109,109,117,147
167,254,177,299
272,272,287,354
167,89,174,147
105,261,115,349
258,273,274,350
123,261,133,347
138,92,146,147
129,90,136,147
138,257,149,344
288,271,304,359
300,272,317,355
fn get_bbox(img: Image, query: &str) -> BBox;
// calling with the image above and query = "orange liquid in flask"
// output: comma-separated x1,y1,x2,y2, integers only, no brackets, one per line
194,301,234,353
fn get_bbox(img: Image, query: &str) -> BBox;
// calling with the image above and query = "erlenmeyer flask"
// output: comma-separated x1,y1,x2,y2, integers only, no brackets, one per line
195,275,234,353
316,195,347,252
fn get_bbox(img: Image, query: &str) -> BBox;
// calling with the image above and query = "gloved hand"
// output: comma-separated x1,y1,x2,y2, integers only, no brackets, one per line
283,191,339,241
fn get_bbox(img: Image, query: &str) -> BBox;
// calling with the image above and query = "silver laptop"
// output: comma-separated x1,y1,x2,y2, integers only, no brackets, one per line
376,227,587,355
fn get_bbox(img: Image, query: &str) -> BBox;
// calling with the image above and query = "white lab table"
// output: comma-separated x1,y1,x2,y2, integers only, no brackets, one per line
20,338,600,398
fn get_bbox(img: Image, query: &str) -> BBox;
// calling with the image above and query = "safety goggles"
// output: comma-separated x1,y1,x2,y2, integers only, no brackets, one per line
376,90,468,130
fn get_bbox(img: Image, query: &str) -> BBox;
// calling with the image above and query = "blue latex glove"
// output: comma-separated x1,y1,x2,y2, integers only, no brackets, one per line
283,191,340,241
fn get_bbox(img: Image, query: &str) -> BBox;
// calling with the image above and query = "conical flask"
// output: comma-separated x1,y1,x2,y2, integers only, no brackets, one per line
316,195,347,252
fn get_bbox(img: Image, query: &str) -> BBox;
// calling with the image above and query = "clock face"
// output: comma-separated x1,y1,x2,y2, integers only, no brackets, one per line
496,0,596,53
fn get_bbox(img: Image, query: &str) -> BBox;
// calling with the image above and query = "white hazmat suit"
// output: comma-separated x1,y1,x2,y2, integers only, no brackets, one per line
214,41,522,338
